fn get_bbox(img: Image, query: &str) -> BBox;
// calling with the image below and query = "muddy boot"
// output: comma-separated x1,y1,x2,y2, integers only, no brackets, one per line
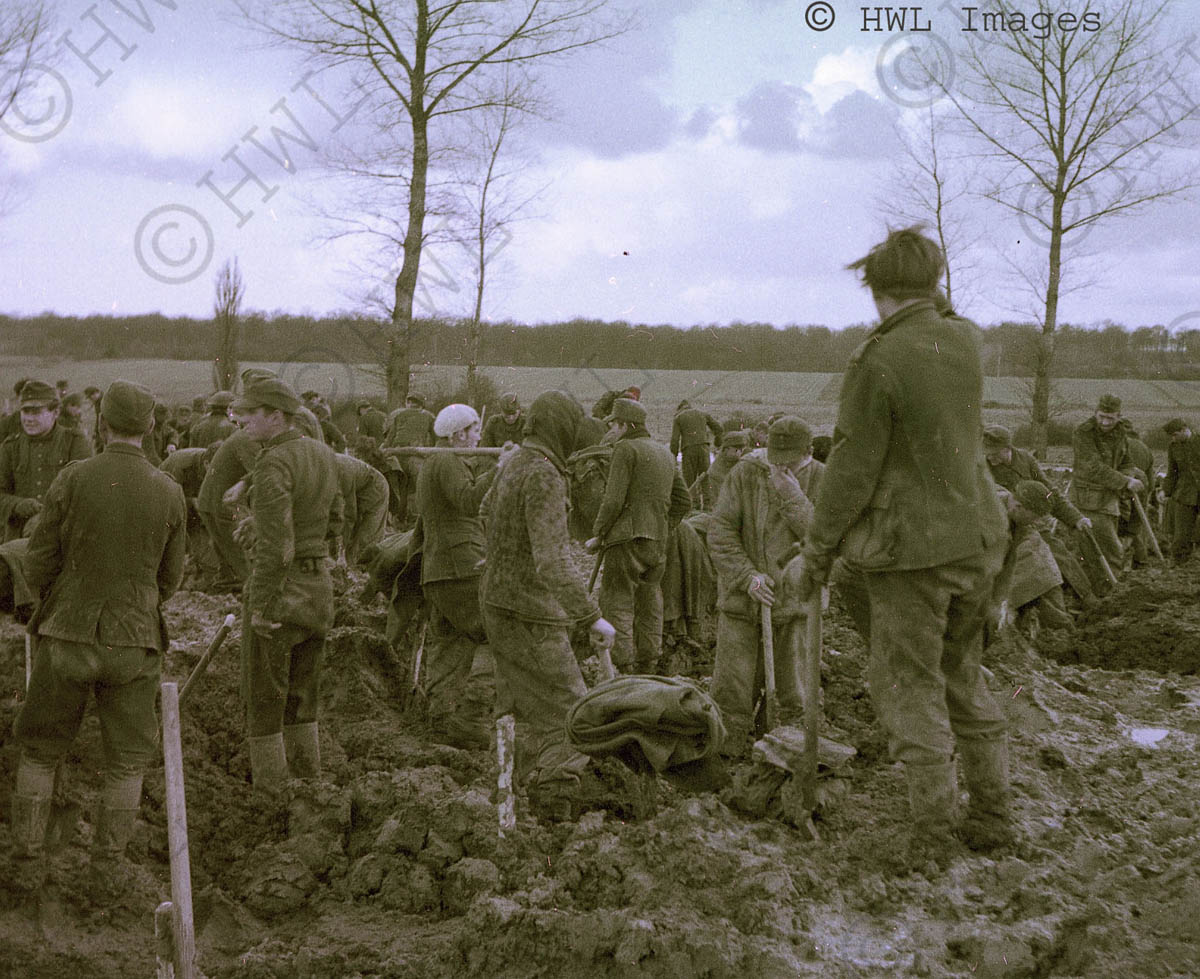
902,760,961,872
283,723,321,779
248,733,290,797
88,773,142,903
957,738,1015,852
8,757,56,895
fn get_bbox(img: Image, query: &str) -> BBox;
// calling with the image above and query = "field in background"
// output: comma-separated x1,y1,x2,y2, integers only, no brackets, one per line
6,357,1199,446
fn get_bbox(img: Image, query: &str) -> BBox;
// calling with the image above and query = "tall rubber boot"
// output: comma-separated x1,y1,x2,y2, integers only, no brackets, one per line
248,733,289,796
903,760,961,871
9,757,56,893
957,738,1015,852
283,723,321,779
90,773,143,901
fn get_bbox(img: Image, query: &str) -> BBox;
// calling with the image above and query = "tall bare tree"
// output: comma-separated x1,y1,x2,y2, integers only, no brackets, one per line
884,106,981,311
213,258,245,392
929,0,1198,455
239,0,625,408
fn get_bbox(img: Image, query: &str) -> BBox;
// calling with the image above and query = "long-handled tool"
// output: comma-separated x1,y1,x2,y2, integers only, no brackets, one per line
1082,526,1119,588
760,601,777,732
24,633,32,691
179,614,236,705
410,619,428,698
587,548,604,594
1131,492,1165,562
802,594,823,819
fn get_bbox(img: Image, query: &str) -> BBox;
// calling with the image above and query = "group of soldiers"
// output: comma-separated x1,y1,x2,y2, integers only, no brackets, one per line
9,227,1200,898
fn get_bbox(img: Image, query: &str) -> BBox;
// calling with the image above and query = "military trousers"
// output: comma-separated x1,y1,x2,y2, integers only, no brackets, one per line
863,542,1007,769
680,445,711,487
422,577,495,744
16,636,160,775
1169,501,1200,562
198,506,248,586
710,609,805,746
482,604,589,791
1078,510,1122,584
598,538,666,672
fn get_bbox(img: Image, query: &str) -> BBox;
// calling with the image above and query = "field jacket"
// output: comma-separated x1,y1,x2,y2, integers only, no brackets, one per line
414,442,496,583
1068,417,1135,517
670,408,722,453
1164,435,1200,506
988,447,1082,528
593,430,691,546
805,299,1007,573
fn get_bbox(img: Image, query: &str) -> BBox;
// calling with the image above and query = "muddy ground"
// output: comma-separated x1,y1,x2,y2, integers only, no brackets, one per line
2,556,1200,979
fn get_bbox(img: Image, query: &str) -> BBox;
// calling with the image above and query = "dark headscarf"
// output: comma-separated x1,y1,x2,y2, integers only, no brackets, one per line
523,391,583,470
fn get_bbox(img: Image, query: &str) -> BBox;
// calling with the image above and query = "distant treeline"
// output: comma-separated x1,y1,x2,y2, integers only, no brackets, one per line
4,312,1199,379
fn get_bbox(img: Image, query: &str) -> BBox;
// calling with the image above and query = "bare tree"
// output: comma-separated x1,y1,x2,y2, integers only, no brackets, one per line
0,1,51,125
213,258,245,392
929,0,1199,455
884,106,982,311
239,0,626,408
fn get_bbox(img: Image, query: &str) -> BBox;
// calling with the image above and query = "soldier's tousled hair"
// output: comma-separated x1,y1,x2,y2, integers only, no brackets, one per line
847,226,944,300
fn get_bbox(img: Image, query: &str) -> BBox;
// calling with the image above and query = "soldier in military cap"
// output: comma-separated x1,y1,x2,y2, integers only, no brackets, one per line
334,451,389,567
691,428,750,512
59,392,86,435
9,380,186,895
355,399,388,442
586,398,691,673
1162,418,1200,563
1069,394,1141,581
0,381,92,541
236,378,343,793
671,399,724,486
382,392,435,525
709,416,823,753
793,227,1012,861
188,391,238,449
481,392,526,448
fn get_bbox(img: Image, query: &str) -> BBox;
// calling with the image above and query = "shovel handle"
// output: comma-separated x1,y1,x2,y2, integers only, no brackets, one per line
1130,492,1164,562
1082,526,1119,587
802,594,822,812
760,601,776,731
179,614,236,705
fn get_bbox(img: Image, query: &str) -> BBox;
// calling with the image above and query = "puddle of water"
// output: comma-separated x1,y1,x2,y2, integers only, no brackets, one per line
1129,727,1170,746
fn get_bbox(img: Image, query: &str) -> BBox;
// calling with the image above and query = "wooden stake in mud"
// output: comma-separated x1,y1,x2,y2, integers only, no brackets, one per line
496,715,516,837
160,682,197,979
411,619,428,698
179,613,236,706
1131,493,1165,562
24,632,31,690
760,601,777,731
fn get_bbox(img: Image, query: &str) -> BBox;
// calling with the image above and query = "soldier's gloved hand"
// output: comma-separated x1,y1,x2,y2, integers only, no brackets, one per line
747,573,775,606
767,464,801,499
589,616,616,648
584,536,602,554
13,498,41,519
793,551,832,603
223,479,248,506
250,612,282,640
232,515,257,549
1075,515,1093,531
1126,476,1144,494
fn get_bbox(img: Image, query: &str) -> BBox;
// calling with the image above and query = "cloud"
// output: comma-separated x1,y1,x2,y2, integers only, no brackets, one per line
735,82,815,153
809,91,902,159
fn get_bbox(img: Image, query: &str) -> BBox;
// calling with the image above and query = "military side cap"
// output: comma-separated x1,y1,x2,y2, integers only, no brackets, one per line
500,392,520,411
406,393,427,408
767,415,812,464
982,424,1012,449
1164,417,1188,434
240,367,277,386
721,429,750,449
233,378,301,414
101,379,156,433
206,390,235,409
62,392,84,408
83,385,101,398
1013,480,1054,517
621,386,641,401
18,380,58,408
1096,394,1122,413
301,389,322,402
357,399,372,410
605,397,647,426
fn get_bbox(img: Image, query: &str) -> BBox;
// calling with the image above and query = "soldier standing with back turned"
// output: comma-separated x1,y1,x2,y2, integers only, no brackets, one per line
9,380,186,896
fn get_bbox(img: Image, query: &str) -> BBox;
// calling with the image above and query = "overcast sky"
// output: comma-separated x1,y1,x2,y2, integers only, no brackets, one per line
1,0,1197,332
